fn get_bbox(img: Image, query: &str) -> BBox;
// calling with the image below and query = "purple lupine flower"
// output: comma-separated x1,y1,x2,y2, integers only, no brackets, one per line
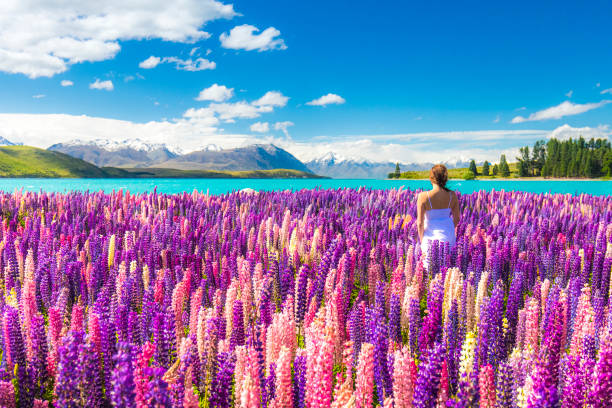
145,367,172,407
209,352,235,408
388,293,401,343
413,341,445,408
496,360,514,408
293,354,307,408
79,341,106,408
589,335,612,408
230,299,245,350
110,342,137,408
55,331,85,408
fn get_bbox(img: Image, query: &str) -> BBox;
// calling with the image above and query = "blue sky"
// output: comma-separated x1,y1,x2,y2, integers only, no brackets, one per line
0,0,611,163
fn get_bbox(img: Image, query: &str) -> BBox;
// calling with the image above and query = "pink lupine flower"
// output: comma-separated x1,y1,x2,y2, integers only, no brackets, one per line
0,381,15,408
273,346,293,407
393,346,417,408
478,364,496,408
355,343,375,408
570,286,595,356
135,342,156,408
70,303,84,333
306,309,334,408
525,298,540,353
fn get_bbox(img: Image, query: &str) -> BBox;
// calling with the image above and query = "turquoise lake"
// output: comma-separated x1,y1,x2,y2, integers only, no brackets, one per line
0,178,609,195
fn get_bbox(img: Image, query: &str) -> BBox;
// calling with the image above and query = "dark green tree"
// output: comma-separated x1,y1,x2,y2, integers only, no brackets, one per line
499,155,510,177
492,163,499,176
468,160,478,176
394,163,401,178
482,161,490,176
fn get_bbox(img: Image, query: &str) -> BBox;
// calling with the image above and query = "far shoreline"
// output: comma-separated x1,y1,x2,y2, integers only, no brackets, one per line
386,177,611,181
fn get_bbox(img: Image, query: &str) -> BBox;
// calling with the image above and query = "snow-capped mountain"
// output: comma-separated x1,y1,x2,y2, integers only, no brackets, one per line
0,136,21,146
49,141,312,173
305,152,474,179
48,138,179,168
158,144,311,172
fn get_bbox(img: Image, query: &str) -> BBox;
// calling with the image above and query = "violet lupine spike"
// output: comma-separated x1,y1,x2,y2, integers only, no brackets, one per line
209,352,235,408
55,331,85,408
413,341,445,408
110,342,137,408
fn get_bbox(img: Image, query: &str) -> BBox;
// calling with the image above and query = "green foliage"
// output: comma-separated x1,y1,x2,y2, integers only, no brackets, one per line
499,154,510,177
462,170,475,180
468,160,478,176
394,162,401,178
492,163,499,175
537,137,611,178
482,161,490,176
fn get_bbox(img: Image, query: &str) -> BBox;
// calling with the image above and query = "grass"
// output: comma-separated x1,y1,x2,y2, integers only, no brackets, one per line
0,146,107,177
0,146,326,179
396,163,521,179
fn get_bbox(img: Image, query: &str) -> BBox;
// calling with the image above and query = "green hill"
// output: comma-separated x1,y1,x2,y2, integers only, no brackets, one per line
0,145,325,179
0,145,107,177
395,162,520,179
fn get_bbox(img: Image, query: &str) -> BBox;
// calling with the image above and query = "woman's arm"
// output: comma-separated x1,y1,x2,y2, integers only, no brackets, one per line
451,191,460,228
416,193,425,242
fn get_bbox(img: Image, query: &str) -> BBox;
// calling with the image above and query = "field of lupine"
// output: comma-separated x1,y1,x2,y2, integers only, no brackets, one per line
0,187,610,408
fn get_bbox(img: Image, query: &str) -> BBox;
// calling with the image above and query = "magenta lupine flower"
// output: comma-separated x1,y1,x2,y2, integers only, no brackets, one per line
589,334,612,408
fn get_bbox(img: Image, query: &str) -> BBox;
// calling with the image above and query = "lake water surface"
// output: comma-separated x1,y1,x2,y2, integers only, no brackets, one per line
0,178,609,196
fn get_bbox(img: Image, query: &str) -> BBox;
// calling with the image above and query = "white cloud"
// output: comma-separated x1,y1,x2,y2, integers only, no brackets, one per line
274,121,294,137
306,93,346,106
139,56,161,69
196,84,234,102
4,111,596,165
547,124,611,141
60,80,74,87
601,88,612,95
0,0,236,78
139,56,215,71
511,100,611,123
32,94,45,99
253,91,289,107
220,24,287,51
163,57,215,71
493,115,500,123
565,90,573,98
89,79,114,91
250,122,269,133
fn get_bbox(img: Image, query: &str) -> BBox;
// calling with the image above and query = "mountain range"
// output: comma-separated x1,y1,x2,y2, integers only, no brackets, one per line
49,140,312,173
304,153,474,179
8,137,476,178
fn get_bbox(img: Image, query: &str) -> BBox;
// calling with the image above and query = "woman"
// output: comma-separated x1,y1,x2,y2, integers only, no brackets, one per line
416,164,460,268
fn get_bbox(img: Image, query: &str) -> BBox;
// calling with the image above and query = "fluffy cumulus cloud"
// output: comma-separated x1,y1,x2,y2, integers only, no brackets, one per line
547,124,611,141
60,80,74,87
139,56,161,69
0,0,236,78
195,84,234,102
220,25,286,51
252,91,289,107
250,121,269,133
89,79,114,91
511,100,610,123
139,56,215,71
306,93,346,106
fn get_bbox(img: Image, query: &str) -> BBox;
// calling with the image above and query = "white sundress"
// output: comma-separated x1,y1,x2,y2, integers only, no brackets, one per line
421,191,456,269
